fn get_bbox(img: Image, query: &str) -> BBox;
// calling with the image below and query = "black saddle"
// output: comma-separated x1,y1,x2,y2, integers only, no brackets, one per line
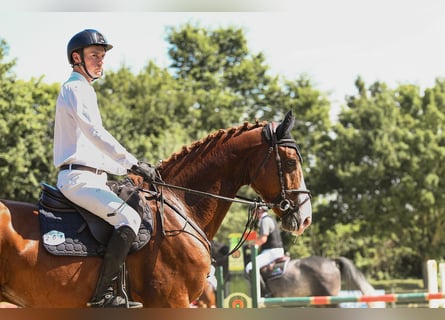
38,179,154,257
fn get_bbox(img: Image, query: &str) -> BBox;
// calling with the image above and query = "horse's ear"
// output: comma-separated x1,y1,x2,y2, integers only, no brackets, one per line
276,110,295,140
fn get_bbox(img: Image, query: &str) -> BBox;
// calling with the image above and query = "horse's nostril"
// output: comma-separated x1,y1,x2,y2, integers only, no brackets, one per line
297,216,311,233
302,217,311,228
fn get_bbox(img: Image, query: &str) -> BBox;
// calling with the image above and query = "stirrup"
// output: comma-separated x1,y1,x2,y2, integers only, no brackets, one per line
87,263,143,308
87,294,142,308
116,262,142,308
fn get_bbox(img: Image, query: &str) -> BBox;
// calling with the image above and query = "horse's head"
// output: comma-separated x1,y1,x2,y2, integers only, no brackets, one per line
250,110,312,235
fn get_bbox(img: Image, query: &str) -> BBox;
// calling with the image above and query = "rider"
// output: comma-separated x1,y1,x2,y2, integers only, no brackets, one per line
54,29,155,308
245,205,285,274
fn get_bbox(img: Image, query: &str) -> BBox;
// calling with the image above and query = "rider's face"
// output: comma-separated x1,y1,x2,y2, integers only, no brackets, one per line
72,45,106,80
82,45,106,78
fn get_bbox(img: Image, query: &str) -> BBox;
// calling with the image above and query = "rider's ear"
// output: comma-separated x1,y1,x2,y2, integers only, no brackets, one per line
72,51,81,64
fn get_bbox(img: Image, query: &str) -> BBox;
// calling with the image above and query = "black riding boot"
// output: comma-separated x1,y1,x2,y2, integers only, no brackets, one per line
87,226,143,308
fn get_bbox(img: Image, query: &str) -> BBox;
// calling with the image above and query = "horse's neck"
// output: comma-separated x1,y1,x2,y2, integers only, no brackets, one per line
159,126,263,238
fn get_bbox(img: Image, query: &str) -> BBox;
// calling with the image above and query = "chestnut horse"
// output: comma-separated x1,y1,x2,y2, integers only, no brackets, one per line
0,111,312,307
192,279,217,308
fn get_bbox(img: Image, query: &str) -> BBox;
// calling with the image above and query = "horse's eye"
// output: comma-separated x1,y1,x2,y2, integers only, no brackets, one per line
285,159,297,169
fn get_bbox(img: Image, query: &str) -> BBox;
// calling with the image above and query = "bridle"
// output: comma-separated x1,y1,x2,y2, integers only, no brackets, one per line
252,122,312,217
142,121,312,257
221,122,312,256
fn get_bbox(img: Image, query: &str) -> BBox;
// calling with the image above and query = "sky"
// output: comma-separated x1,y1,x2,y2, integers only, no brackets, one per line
2,0,445,115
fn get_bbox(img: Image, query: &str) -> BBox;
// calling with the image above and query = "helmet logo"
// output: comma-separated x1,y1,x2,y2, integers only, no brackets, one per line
96,33,105,44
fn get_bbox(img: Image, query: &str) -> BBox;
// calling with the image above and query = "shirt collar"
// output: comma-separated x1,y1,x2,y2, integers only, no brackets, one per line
67,71,90,85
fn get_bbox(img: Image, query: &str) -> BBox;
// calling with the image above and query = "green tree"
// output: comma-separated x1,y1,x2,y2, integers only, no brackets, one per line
167,23,273,132
314,77,445,278
0,39,58,201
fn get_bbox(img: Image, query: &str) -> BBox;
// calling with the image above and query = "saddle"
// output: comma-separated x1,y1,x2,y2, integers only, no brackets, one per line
260,255,290,280
38,178,154,257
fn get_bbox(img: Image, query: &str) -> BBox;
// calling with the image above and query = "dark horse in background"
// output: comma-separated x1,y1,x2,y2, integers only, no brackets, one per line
197,245,380,308
260,255,381,307
0,111,312,307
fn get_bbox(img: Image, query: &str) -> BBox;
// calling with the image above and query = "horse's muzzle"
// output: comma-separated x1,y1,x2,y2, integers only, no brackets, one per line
280,193,312,235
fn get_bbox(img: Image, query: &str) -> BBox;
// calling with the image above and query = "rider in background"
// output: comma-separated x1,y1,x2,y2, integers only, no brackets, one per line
245,205,285,274
54,29,155,308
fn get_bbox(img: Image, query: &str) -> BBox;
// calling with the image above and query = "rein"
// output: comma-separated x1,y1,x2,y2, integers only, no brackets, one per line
144,180,265,256
150,180,269,207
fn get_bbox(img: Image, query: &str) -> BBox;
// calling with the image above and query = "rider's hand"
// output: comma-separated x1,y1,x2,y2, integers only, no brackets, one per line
129,162,157,182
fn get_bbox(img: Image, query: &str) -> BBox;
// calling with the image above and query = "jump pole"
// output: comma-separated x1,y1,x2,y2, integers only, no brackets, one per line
427,259,445,308
250,250,445,308
250,245,261,308
440,262,445,307
260,292,445,307
427,259,439,308
215,265,225,308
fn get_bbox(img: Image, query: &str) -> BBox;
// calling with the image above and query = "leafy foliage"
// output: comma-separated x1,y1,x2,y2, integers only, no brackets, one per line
1,25,444,280
0,40,58,201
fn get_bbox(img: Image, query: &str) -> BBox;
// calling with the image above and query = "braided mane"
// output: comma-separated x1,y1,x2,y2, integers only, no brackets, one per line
160,120,266,168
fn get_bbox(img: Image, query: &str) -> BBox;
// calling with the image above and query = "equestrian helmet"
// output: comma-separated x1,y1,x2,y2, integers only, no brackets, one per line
67,29,113,65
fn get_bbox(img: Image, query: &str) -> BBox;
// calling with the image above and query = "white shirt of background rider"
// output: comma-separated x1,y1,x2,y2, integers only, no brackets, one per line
53,71,137,175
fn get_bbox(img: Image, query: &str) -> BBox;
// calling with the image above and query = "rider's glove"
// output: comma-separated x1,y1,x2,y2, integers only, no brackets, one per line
129,162,157,182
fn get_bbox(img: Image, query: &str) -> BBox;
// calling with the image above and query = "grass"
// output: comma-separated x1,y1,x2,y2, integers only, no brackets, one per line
369,279,425,293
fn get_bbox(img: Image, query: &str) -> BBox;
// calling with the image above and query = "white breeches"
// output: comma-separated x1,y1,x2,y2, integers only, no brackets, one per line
245,247,284,274
207,265,217,290
57,169,141,234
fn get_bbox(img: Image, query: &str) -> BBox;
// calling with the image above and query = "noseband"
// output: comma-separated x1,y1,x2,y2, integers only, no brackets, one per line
272,142,312,217
253,122,312,215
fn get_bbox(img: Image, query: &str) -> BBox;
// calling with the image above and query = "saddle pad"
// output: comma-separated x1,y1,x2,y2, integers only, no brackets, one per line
39,206,106,256
39,205,153,257
38,182,154,257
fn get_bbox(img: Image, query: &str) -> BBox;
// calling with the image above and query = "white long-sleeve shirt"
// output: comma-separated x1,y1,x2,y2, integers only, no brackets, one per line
53,72,138,175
